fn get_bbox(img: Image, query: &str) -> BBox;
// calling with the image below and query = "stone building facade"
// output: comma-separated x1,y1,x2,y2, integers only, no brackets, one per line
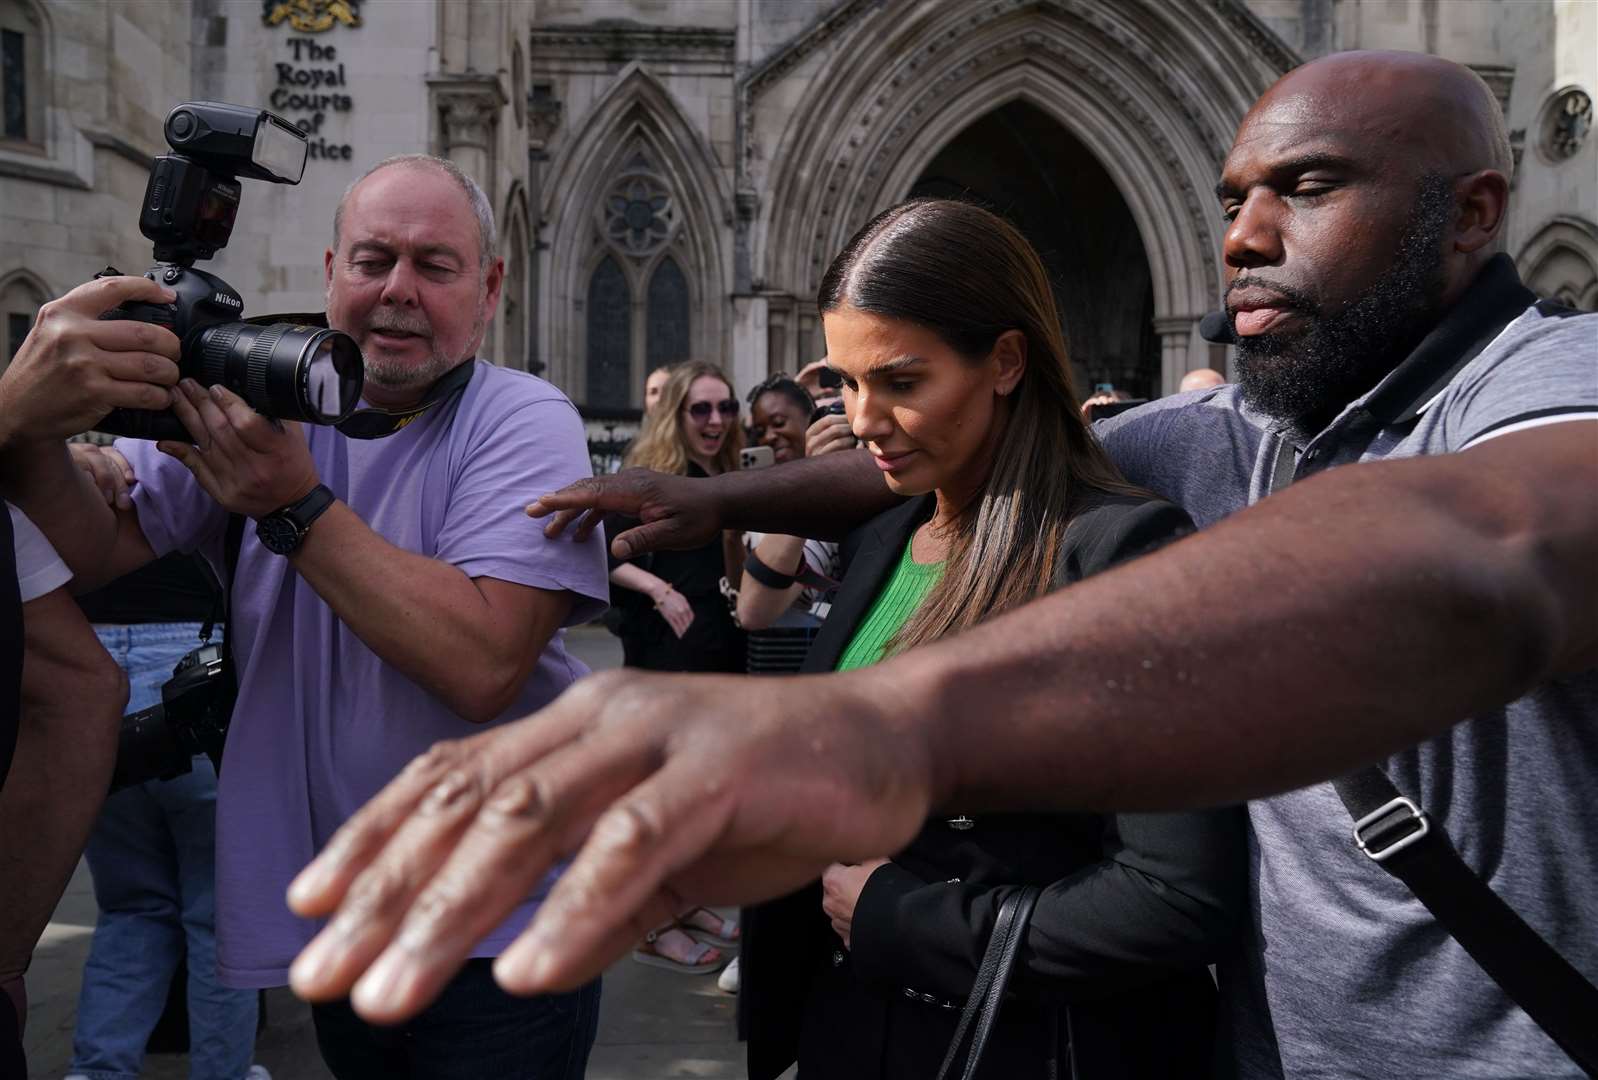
3,0,1594,427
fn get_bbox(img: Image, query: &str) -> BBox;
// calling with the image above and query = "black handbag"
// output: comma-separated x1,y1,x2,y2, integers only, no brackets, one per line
935,885,1043,1080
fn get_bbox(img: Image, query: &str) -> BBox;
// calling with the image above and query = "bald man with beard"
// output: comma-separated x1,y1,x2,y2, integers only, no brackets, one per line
288,53,1598,1079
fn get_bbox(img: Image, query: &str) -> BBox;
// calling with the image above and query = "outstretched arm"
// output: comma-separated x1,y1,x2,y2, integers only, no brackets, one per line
529,448,895,559
286,422,1596,1020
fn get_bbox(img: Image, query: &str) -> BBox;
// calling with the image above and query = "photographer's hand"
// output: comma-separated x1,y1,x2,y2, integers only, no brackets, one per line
805,409,856,457
157,380,319,517
0,276,179,451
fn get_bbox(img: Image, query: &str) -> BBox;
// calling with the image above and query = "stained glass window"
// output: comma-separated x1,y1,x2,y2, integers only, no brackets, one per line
586,256,631,409
646,256,690,371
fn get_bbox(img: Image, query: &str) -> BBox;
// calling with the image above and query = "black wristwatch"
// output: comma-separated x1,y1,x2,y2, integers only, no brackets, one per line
256,484,336,555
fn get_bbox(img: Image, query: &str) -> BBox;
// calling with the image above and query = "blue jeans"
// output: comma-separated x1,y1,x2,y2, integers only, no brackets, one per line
70,623,259,1080
311,961,601,1079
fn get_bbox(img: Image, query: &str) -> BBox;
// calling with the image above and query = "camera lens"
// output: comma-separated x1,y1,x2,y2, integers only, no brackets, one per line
195,322,365,425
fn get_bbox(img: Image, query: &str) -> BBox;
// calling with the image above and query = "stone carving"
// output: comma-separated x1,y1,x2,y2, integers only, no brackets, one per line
808,18,1225,299
1541,87,1593,161
429,77,506,153
600,151,677,258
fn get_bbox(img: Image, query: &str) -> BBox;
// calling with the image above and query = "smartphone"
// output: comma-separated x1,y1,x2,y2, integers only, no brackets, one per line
740,445,775,470
1086,398,1148,421
1093,382,1115,396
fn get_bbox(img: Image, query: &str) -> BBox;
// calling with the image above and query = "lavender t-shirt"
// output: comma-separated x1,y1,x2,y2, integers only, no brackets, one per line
120,361,609,988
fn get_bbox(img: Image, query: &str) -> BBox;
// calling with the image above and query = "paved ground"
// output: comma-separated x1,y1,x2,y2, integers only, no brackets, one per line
23,625,766,1079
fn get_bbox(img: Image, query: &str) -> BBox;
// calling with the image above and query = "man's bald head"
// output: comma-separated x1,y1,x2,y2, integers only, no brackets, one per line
1247,50,1512,185
1217,51,1514,435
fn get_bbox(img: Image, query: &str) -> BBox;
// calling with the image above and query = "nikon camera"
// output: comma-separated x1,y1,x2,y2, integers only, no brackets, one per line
109,640,233,792
96,101,364,441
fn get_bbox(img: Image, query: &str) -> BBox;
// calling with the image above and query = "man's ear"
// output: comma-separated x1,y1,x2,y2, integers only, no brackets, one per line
1454,170,1510,254
481,256,506,318
324,248,335,288
991,329,1027,396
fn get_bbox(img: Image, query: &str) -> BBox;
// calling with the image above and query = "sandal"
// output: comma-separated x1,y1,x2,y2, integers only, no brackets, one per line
678,906,741,949
632,926,724,975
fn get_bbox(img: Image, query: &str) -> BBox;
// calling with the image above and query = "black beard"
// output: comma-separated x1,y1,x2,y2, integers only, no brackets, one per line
1232,175,1455,437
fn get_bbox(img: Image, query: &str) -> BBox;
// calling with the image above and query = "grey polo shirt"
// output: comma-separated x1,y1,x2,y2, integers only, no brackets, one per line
1095,264,1598,1079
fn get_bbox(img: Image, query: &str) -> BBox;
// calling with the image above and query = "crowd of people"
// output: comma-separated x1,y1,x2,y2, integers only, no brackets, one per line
0,47,1593,1080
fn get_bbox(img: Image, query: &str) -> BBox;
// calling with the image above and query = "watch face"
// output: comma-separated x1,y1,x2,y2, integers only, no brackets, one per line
257,514,302,554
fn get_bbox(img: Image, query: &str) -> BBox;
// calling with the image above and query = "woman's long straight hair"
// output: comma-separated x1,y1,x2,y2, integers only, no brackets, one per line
818,198,1145,654
624,360,744,476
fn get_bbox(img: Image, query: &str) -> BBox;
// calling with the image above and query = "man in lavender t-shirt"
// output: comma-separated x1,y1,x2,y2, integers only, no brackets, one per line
8,155,609,1078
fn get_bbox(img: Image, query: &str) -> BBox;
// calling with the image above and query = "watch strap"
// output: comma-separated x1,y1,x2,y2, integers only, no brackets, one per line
279,483,335,528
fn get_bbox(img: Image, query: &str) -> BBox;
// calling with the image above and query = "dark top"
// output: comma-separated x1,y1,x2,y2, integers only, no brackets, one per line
76,552,218,625
743,491,1246,1080
607,462,745,673
0,506,21,792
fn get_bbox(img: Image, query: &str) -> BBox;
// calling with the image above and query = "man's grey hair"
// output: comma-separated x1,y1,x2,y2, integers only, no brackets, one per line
332,154,498,268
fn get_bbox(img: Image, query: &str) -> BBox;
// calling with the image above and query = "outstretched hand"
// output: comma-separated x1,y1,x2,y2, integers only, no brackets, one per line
284,667,934,1024
526,467,723,560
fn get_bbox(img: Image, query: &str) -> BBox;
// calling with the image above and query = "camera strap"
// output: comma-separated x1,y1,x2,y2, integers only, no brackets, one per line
335,359,476,439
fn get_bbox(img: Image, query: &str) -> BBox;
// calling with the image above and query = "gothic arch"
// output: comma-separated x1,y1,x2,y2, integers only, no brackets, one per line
539,63,730,407
0,267,51,365
499,181,532,370
752,0,1287,393
1517,216,1598,311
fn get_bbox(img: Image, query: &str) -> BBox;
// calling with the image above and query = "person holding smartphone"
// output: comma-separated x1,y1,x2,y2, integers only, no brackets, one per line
739,375,844,659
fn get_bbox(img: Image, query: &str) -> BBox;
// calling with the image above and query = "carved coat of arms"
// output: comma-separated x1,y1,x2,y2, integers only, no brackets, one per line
262,0,361,33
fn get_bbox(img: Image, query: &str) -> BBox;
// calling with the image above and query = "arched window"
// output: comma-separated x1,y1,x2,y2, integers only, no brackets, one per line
0,0,45,148
646,256,690,370
2,272,47,369
586,255,631,409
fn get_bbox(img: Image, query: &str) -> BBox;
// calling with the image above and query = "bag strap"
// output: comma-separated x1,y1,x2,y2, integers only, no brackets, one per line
936,884,1043,1080
1334,766,1598,1072
206,512,246,777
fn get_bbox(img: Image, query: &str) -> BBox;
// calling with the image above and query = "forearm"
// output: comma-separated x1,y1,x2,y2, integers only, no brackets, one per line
716,449,896,540
881,446,1596,811
0,440,147,585
290,502,567,723
609,562,668,601
736,534,807,630
0,589,125,974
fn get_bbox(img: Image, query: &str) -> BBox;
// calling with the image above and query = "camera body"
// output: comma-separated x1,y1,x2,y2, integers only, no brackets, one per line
110,640,235,792
96,101,363,442
809,399,846,427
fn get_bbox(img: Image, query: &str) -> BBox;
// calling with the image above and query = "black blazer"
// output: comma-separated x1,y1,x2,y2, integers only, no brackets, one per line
743,492,1246,1080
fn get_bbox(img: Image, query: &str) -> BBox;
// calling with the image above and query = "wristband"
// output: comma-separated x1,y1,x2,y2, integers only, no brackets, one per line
744,549,799,589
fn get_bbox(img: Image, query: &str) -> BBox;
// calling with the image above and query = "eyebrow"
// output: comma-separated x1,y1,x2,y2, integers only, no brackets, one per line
347,240,466,264
860,355,926,377
1215,151,1362,200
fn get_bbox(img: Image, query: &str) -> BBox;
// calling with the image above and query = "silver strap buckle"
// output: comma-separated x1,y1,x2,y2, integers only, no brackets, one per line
1353,796,1430,862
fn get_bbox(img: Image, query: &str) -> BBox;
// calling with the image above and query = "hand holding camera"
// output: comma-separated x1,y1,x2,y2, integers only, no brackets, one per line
806,401,856,457
156,379,322,520
0,276,181,450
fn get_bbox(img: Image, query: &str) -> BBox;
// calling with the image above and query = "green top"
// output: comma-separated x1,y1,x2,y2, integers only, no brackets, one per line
835,540,945,672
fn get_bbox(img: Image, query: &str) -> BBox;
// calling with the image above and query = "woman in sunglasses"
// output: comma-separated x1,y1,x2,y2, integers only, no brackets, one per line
741,200,1245,1078
609,361,746,973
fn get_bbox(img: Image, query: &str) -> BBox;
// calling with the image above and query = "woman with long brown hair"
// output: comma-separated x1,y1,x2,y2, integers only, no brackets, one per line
742,200,1245,1078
